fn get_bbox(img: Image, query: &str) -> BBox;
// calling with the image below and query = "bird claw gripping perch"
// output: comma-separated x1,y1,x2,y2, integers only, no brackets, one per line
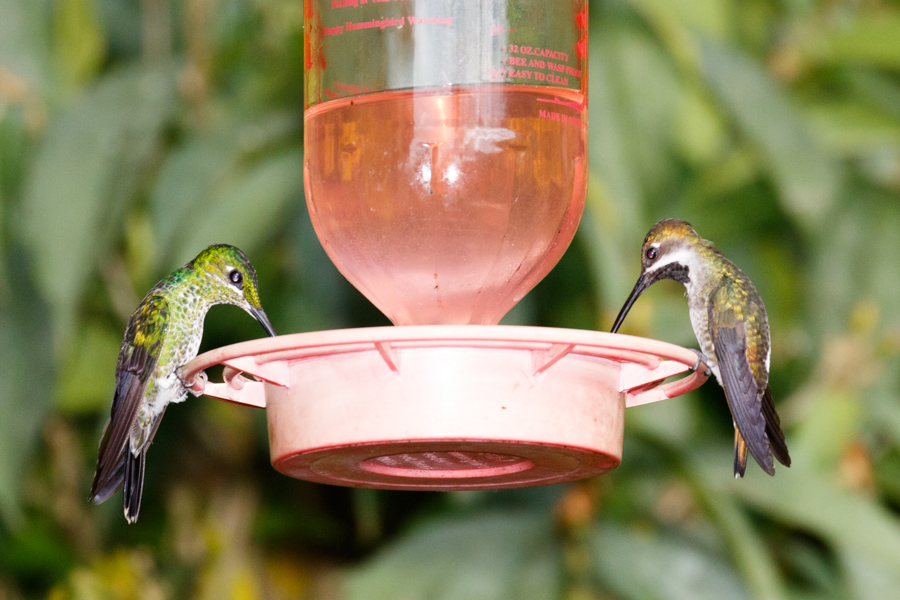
181,368,208,397
690,349,712,377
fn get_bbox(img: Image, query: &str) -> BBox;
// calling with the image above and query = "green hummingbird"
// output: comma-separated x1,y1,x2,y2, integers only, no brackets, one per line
89,244,276,523
610,219,791,477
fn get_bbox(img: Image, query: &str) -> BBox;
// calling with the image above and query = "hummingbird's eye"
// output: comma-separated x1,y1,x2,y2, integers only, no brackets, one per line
229,270,243,287
645,247,658,261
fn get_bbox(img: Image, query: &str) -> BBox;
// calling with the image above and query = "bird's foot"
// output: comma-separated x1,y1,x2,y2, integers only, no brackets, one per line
181,370,208,396
690,349,712,377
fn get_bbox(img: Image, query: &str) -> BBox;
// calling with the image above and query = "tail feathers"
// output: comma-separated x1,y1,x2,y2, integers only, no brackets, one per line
89,442,147,523
732,386,790,478
734,429,748,478
91,409,164,523
761,385,791,468
123,448,146,524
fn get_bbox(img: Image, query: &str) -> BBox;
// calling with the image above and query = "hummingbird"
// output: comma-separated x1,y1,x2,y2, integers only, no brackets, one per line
89,244,276,523
610,219,790,477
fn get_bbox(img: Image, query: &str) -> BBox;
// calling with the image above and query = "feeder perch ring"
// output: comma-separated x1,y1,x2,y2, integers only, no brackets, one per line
180,326,707,490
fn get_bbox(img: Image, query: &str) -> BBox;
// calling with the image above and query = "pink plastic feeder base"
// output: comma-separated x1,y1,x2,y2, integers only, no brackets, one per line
180,326,707,491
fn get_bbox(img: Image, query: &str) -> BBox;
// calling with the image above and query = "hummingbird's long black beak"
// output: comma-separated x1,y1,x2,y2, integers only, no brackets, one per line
251,307,277,337
610,273,651,333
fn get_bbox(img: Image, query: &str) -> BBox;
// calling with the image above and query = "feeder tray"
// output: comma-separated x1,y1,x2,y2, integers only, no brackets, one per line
180,326,707,491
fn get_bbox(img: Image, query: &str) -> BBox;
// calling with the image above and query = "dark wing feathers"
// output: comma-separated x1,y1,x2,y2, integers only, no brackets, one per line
89,458,125,504
89,294,168,504
89,367,144,500
713,323,775,475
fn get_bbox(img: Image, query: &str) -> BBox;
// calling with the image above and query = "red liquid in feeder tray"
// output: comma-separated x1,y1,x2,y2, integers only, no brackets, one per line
304,84,587,325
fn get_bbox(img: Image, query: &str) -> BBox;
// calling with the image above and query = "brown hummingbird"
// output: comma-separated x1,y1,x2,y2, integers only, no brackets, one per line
611,219,790,477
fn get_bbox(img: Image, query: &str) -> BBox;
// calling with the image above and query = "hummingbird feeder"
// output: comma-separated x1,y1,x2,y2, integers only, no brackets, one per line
180,0,708,490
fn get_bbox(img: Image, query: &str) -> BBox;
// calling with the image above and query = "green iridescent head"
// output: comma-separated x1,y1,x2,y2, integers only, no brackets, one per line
611,219,712,334
643,218,701,246
187,244,276,336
